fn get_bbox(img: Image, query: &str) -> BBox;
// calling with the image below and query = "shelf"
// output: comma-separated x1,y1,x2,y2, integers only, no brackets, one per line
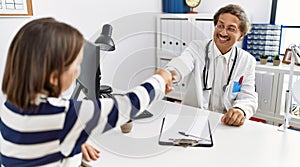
255,63,300,128
243,24,282,61
256,62,300,75
156,14,214,100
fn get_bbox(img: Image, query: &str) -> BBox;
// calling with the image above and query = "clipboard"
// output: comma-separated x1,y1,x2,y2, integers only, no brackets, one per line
158,114,213,147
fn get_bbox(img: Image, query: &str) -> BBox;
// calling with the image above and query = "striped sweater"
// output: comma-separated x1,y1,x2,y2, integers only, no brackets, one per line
0,74,166,167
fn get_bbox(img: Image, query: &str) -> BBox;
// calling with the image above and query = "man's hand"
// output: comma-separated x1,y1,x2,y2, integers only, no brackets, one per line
81,143,100,162
155,69,174,94
221,107,246,126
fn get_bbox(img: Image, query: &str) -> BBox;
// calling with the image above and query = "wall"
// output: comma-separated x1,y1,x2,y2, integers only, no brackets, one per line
0,0,161,102
0,0,273,102
196,0,273,23
92,12,160,90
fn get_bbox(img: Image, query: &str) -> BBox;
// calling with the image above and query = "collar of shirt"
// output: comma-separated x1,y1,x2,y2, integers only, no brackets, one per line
212,43,234,64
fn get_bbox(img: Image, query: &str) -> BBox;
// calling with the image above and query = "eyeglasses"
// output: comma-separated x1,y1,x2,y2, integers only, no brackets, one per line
215,24,239,34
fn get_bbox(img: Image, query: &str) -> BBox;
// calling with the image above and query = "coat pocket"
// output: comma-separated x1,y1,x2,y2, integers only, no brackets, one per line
223,81,239,110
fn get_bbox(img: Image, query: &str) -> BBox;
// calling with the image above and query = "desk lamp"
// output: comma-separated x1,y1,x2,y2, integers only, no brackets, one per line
71,24,153,119
279,45,300,131
95,24,115,98
71,24,115,100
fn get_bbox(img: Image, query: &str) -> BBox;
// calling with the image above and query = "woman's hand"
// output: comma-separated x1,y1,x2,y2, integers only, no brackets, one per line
81,143,100,162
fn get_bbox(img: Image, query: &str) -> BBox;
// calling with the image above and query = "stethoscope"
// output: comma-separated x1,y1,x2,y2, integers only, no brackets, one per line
202,39,238,91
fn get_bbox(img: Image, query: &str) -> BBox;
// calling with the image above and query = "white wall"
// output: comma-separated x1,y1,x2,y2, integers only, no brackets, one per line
0,0,161,101
196,0,273,23
0,0,273,102
92,12,160,90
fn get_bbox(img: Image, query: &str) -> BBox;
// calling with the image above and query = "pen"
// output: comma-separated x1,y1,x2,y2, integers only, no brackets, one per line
178,131,210,141
239,76,244,84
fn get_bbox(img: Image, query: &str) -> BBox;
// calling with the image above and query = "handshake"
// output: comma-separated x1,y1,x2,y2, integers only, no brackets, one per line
155,68,176,94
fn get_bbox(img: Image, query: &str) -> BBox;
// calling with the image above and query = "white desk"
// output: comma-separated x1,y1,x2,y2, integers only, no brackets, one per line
85,100,300,167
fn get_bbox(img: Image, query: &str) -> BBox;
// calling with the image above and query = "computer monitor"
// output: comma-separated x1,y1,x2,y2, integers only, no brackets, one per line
279,26,300,55
71,40,100,100
70,30,153,119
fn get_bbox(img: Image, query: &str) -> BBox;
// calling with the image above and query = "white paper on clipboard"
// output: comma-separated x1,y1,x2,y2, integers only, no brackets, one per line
159,113,213,146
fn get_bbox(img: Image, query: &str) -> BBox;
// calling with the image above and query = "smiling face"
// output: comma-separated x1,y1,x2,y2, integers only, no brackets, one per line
213,13,244,54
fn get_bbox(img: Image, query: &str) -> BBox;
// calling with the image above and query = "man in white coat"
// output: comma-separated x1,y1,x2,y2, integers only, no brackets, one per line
165,4,258,126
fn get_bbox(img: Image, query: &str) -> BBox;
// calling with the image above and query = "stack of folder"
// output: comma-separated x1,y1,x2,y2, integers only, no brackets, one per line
162,0,190,13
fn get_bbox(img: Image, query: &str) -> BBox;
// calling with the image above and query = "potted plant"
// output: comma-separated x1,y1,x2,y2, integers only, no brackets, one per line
273,54,280,66
260,54,268,65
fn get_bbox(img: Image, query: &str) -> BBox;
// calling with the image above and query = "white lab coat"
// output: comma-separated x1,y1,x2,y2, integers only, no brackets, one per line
166,39,258,119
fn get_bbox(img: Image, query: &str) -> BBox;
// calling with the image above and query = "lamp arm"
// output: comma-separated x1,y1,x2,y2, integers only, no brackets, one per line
279,46,297,131
284,55,294,129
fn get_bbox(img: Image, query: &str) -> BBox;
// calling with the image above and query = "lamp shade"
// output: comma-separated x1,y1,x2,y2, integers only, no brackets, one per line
95,24,115,51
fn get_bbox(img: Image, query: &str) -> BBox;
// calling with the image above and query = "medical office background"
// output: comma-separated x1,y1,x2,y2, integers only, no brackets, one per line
0,0,299,128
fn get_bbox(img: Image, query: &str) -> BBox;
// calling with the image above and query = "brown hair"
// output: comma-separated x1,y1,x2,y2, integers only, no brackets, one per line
213,4,251,35
2,17,84,111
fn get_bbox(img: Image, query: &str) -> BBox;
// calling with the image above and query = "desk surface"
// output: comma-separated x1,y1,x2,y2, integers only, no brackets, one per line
86,100,300,167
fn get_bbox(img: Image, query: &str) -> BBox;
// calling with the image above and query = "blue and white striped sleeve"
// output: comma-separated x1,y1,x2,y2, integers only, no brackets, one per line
77,74,166,134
